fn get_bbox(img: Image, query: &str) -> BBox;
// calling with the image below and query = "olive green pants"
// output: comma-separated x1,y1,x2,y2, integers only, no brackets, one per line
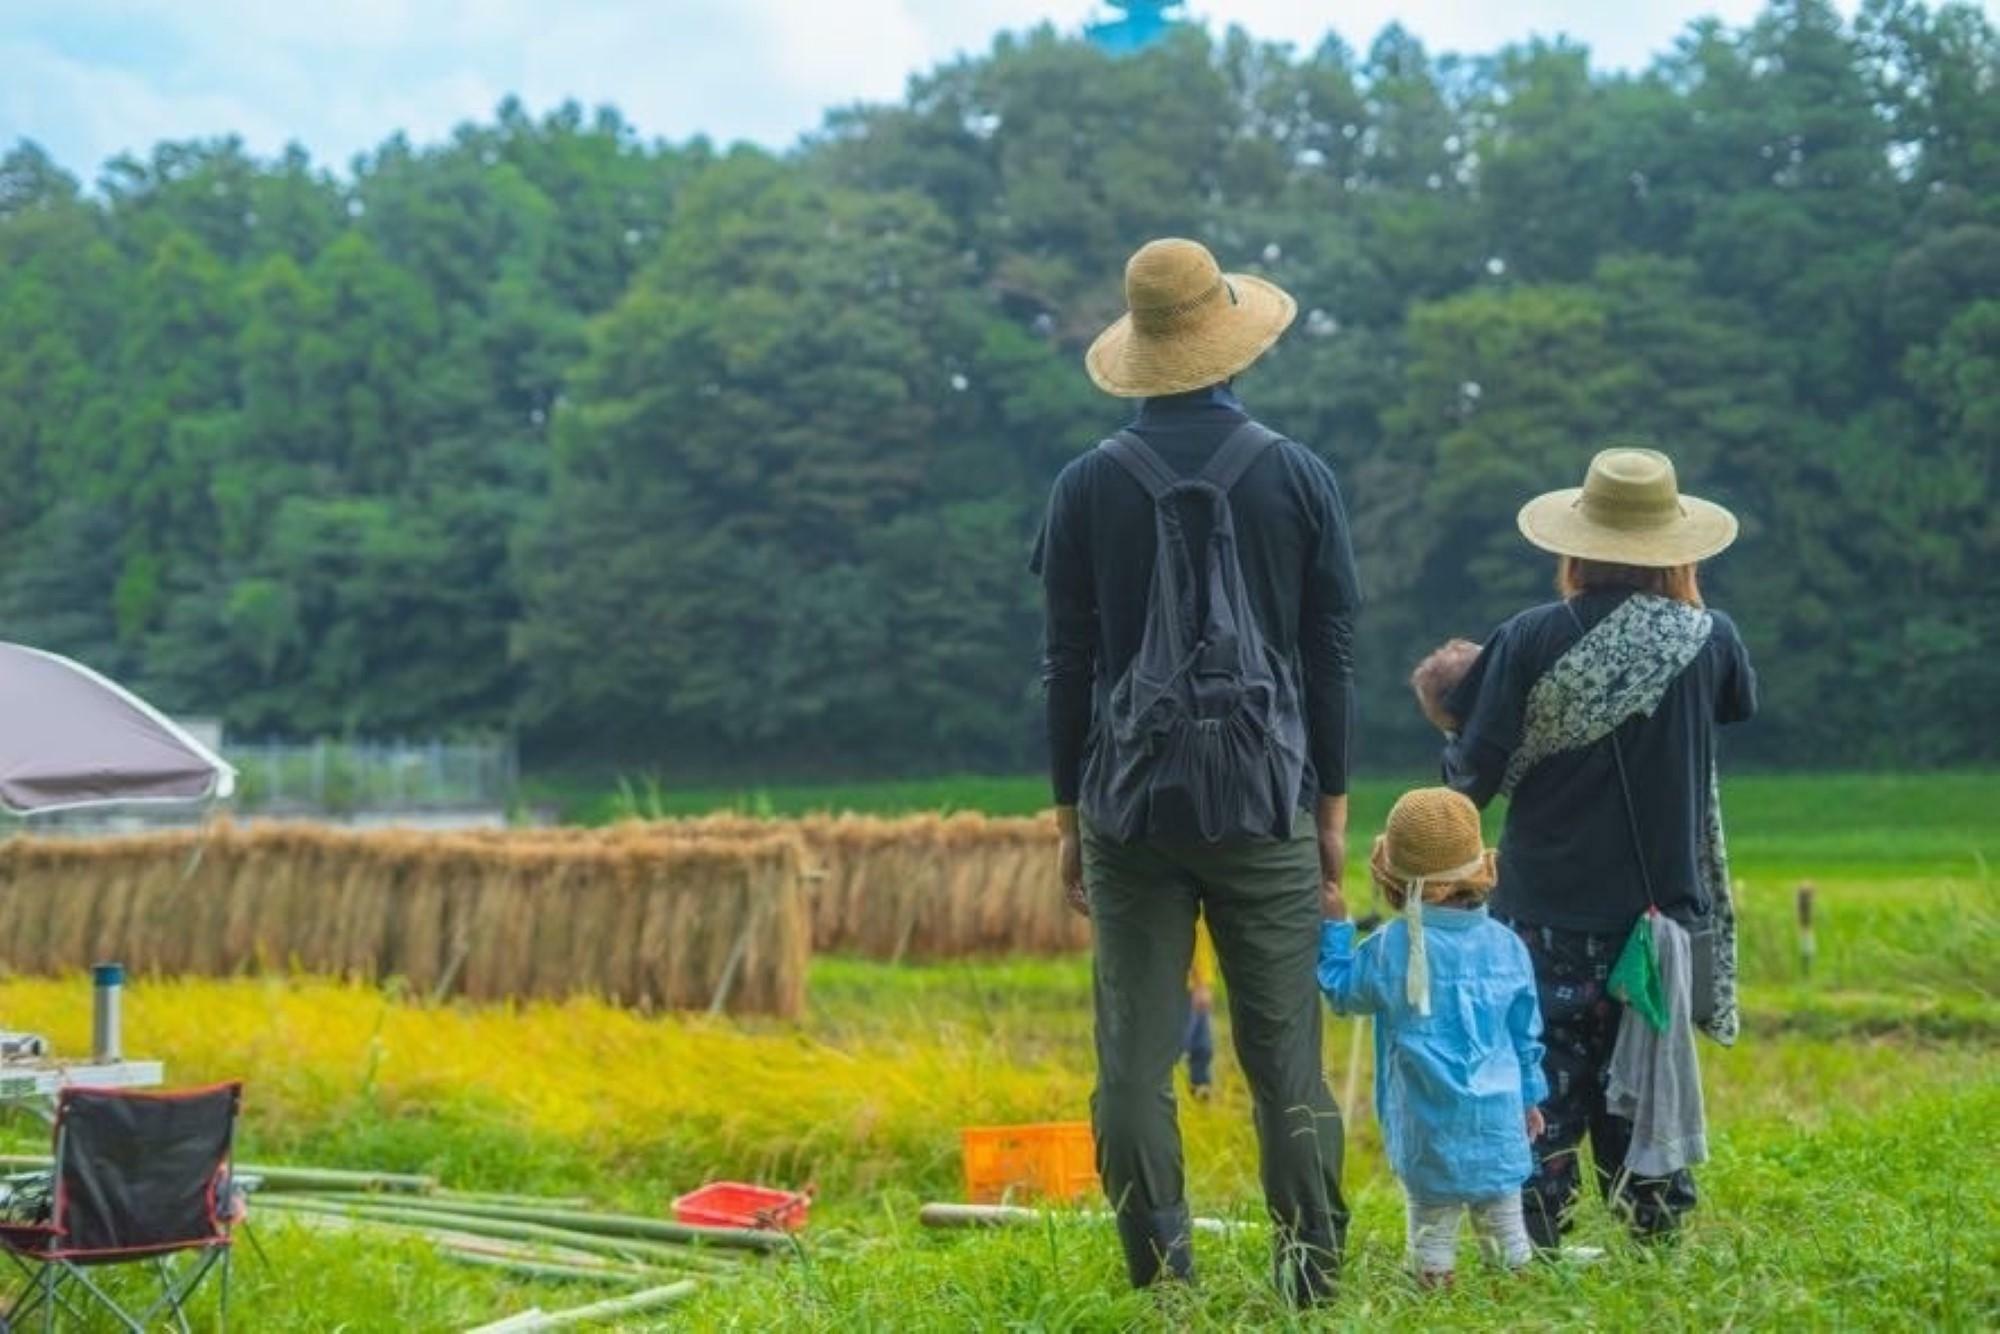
1083,821,1348,1302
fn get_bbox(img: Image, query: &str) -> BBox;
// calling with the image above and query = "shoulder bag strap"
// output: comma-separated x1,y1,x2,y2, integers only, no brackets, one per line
1565,600,1659,912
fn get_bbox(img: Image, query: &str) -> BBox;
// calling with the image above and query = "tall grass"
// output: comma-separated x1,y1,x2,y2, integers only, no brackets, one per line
0,953,1986,1330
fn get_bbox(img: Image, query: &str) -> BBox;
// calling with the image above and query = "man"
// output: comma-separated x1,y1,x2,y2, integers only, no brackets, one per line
1032,237,1359,1303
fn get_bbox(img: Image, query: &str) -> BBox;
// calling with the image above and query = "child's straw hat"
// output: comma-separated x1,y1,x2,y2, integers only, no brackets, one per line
1085,238,1296,397
1371,787,1497,903
1371,788,1498,1019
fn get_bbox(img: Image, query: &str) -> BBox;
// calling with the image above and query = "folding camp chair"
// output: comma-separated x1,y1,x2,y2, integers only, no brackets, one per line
0,1082,244,1332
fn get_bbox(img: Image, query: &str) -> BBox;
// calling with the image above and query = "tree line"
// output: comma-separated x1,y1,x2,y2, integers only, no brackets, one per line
0,0,1993,776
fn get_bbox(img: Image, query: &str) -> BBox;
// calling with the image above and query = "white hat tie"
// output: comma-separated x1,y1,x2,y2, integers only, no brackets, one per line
1387,854,1489,1017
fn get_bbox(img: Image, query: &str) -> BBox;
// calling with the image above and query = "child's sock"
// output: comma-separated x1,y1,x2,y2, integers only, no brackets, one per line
1405,1196,1462,1280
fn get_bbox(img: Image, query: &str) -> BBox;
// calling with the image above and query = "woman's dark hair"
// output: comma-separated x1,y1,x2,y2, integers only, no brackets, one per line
1557,556,1703,607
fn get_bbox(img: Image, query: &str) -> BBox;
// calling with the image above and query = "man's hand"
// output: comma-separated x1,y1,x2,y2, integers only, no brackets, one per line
1320,879,1349,923
1525,1106,1546,1141
1056,806,1087,918
1190,982,1213,1015
1316,794,1348,921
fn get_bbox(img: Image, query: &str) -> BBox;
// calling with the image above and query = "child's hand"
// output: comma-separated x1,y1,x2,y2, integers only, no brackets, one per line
1190,983,1213,1015
1525,1106,1546,1141
1412,638,1481,733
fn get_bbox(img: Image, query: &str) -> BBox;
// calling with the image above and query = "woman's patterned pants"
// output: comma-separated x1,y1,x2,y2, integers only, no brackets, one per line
1499,915,1698,1248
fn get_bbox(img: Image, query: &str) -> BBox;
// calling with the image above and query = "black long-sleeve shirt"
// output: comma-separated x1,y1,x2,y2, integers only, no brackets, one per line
1030,385,1361,808
1443,590,1758,931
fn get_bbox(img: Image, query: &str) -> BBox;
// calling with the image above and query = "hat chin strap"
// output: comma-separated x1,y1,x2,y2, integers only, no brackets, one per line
1390,854,1488,1018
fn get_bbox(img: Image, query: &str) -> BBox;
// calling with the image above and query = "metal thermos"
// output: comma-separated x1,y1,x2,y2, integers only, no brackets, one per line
91,962,123,1063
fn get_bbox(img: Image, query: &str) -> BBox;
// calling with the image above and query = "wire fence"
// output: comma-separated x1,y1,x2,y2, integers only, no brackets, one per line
226,739,518,815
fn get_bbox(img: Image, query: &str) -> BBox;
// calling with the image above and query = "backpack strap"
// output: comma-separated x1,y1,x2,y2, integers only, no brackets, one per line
1099,430,1179,501
1199,421,1281,491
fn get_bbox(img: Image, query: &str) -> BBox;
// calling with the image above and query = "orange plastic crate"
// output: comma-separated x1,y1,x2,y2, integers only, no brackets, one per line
961,1121,1098,1204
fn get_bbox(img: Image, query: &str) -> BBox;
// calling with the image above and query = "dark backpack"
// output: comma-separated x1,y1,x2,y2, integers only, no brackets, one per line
1080,422,1308,845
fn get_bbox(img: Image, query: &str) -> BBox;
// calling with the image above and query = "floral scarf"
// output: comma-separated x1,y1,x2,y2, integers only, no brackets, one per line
1503,595,1739,1046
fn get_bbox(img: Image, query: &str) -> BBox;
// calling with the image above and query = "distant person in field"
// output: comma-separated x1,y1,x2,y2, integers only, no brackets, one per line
1436,448,1756,1251
1032,237,1357,1303
1318,786,1545,1286
1183,918,1216,1100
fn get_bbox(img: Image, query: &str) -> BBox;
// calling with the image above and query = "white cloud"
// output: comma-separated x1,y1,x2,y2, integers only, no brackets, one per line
0,37,287,172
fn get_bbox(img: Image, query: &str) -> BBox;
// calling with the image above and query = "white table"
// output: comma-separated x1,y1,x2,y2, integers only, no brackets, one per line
0,1059,164,1118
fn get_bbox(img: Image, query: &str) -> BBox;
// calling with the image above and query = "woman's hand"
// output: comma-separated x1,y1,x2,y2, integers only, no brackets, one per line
1056,806,1087,918
1525,1106,1546,1141
1190,982,1213,1015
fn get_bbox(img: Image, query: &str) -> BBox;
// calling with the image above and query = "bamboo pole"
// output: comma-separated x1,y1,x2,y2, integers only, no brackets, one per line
253,1197,747,1271
290,1195,791,1252
917,1203,1239,1235
262,1201,626,1268
260,1201,699,1278
243,1165,440,1194
0,1158,437,1195
440,1249,654,1286
464,1282,698,1333
436,1191,592,1210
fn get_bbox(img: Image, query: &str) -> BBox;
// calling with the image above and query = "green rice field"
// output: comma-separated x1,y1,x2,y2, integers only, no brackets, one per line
2,771,1990,1330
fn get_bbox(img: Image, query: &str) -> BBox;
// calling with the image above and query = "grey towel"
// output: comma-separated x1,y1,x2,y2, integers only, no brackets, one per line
1607,914,1709,1176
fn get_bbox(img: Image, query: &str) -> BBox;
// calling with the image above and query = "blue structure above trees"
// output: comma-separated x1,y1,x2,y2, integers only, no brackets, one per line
1085,1,1188,55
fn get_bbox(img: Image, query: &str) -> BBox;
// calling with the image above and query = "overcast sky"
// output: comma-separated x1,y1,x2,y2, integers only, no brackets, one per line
8,1,1817,178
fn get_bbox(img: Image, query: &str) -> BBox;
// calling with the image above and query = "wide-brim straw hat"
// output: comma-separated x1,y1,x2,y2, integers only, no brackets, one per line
1371,787,1498,902
1518,447,1739,567
1086,238,1296,397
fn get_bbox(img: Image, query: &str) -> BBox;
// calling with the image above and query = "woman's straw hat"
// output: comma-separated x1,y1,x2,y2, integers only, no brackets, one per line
1085,238,1296,397
1370,787,1497,903
1518,447,1738,568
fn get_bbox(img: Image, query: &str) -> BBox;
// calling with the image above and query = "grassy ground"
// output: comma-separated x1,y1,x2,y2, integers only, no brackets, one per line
0,772,1991,1329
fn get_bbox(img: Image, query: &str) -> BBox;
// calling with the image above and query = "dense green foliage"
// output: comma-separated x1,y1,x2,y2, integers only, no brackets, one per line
1,0,1994,773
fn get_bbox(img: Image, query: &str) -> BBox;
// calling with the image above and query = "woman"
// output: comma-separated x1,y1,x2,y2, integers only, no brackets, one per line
1439,447,1756,1250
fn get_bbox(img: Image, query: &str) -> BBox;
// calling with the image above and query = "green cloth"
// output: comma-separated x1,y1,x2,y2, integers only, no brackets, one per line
1610,913,1669,1034
1081,820,1348,1303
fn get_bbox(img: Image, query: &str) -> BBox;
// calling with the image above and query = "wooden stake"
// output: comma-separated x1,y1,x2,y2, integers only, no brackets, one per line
1796,882,1817,979
1340,1016,1367,1125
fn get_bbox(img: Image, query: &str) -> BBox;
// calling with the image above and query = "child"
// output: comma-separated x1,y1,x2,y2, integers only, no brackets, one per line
1411,638,1482,734
1318,787,1547,1284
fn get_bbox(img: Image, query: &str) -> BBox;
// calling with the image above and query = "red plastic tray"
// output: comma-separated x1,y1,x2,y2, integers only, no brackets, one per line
672,1181,811,1232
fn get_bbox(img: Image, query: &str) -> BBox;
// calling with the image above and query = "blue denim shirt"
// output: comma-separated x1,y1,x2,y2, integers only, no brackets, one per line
1319,906,1549,1202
